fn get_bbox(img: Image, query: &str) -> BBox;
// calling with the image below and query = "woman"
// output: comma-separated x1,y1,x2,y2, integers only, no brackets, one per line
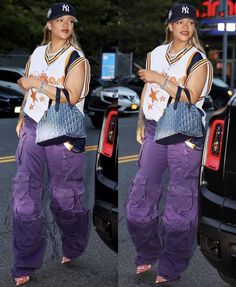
126,3,213,285
12,3,90,286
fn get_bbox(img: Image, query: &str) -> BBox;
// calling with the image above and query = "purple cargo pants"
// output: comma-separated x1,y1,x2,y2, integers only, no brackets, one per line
126,120,202,280
12,116,88,277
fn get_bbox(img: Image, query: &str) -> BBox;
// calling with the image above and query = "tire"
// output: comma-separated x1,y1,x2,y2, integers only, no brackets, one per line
219,271,236,286
90,115,103,129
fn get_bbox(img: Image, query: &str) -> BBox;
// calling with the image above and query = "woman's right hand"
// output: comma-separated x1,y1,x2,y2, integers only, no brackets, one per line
16,118,24,138
136,125,145,144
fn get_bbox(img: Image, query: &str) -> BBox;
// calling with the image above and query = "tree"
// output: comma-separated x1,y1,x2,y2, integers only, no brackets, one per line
0,0,118,60
119,0,205,65
0,0,205,67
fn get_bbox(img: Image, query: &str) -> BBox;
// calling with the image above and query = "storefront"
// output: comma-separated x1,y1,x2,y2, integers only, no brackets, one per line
197,0,236,87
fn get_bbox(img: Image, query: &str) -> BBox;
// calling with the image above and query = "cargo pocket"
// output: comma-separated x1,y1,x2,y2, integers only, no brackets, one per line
137,137,147,168
62,145,85,182
183,143,201,179
15,132,27,165
127,175,159,222
169,185,193,213
74,183,86,212
163,215,191,251
52,187,75,211
12,172,35,217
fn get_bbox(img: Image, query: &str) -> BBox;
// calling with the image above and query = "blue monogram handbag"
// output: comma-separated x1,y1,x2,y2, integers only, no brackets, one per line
154,87,203,145
36,88,86,146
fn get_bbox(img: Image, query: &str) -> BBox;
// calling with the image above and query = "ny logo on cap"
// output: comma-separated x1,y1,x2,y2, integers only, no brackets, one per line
62,4,70,12
182,6,189,14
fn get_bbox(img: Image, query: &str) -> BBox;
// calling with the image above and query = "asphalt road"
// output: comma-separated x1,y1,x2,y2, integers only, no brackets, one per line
0,114,117,287
118,113,229,287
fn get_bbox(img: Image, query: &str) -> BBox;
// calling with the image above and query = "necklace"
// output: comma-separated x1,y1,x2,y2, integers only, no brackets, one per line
168,41,191,58
46,41,69,60
169,51,177,58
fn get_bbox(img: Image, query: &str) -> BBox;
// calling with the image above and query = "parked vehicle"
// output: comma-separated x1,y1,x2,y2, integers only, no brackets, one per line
93,102,118,252
87,83,140,128
119,75,143,97
198,94,236,286
0,67,24,94
0,86,23,114
209,77,234,110
84,77,106,111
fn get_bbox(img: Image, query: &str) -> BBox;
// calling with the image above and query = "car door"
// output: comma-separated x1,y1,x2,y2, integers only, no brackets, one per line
0,70,23,94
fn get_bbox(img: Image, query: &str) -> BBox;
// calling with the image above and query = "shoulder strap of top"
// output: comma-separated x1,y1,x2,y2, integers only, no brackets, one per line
186,52,203,77
65,50,80,76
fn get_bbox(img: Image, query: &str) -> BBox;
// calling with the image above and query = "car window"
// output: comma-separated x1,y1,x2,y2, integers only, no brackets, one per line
0,70,22,83
0,86,22,97
128,78,142,86
213,78,229,88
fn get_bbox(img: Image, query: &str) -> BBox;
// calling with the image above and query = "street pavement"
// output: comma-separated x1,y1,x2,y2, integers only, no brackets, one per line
0,114,117,287
118,114,229,287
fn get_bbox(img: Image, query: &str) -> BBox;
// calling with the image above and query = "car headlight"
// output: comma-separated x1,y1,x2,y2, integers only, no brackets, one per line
91,90,100,97
228,90,233,96
131,104,138,110
101,91,117,98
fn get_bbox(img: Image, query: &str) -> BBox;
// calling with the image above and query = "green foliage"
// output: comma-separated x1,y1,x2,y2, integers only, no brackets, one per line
119,0,203,63
0,0,118,59
0,0,204,63
72,0,118,56
119,0,172,60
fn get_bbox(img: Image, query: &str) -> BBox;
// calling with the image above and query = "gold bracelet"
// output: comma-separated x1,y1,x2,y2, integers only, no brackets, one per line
160,78,169,90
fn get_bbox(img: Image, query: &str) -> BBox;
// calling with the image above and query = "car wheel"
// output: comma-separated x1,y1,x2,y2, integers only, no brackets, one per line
219,271,236,286
90,115,103,129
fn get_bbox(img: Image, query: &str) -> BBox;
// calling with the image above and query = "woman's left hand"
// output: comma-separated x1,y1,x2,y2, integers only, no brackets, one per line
17,76,39,91
138,69,159,83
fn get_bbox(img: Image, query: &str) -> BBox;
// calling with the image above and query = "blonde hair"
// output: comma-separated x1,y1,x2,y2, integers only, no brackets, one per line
163,25,206,54
41,24,83,52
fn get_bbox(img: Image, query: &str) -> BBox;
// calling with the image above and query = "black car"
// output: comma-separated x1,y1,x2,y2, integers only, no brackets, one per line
84,77,107,111
119,74,143,97
0,86,23,114
198,94,236,286
87,82,117,128
87,80,139,128
93,101,118,252
209,77,234,110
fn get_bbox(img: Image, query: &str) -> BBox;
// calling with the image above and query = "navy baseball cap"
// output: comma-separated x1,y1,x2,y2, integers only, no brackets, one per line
47,3,78,22
168,3,196,23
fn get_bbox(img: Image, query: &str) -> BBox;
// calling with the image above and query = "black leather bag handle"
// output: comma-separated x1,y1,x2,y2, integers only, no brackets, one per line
183,88,191,105
62,88,71,105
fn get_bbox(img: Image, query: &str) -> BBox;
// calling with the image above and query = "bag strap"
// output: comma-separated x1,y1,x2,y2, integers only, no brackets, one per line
167,86,182,110
183,88,191,104
173,86,182,110
62,88,71,105
55,87,61,111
